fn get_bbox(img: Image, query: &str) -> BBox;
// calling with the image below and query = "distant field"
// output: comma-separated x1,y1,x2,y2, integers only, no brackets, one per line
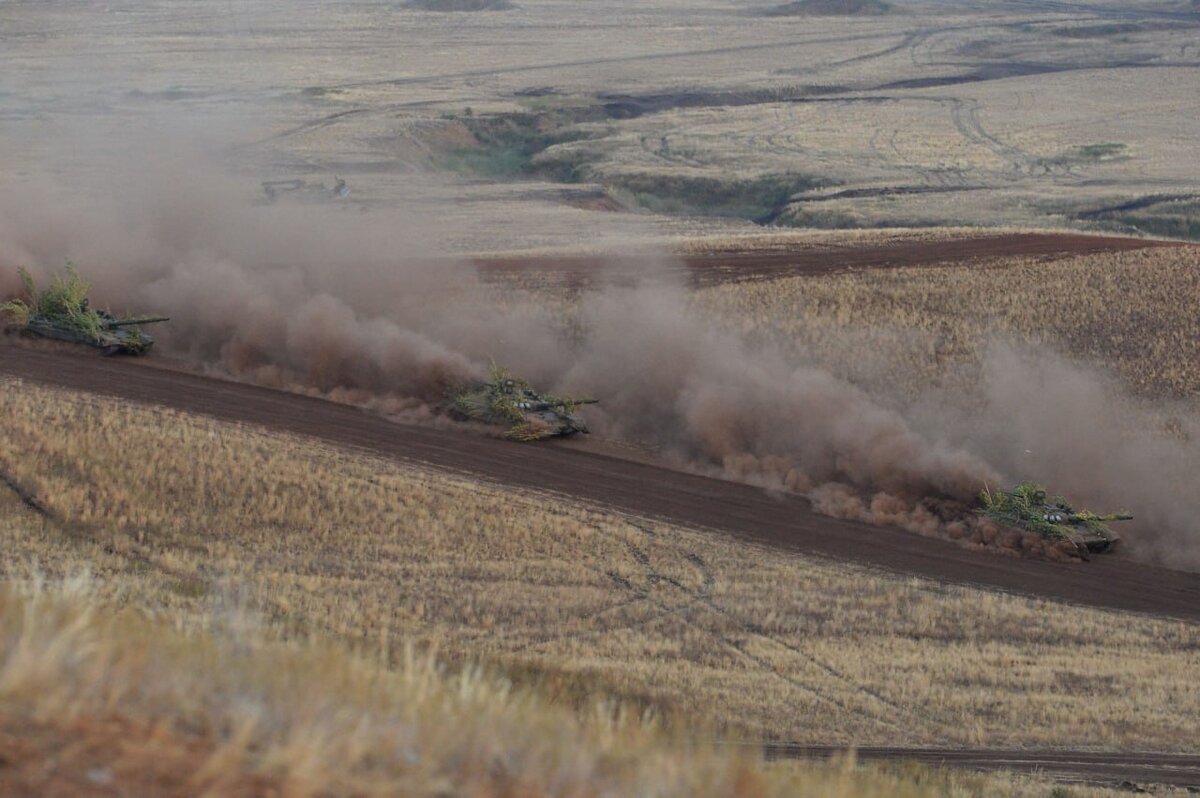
482,235,1200,404
693,243,1200,402
3,0,1199,252
2,380,1198,753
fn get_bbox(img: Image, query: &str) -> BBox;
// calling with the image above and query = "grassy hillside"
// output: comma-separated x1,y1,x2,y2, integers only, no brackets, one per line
690,243,1200,401
3,584,1162,796
1,379,1198,755
0,586,906,796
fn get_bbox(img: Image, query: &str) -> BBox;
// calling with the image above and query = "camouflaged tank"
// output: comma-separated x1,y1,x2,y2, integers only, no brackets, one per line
261,176,349,203
450,363,597,441
2,265,168,356
978,481,1130,555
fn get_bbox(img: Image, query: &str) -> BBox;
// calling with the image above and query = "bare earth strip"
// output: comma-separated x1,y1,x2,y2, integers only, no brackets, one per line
766,747,1200,789
2,343,1199,622
475,232,1188,287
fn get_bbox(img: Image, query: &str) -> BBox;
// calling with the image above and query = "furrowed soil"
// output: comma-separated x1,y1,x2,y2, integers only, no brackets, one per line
3,342,1198,621
476,231,1184,287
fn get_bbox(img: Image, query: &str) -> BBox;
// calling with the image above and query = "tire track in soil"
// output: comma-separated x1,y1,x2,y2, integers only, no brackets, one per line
607,526,880,726
616,522,950,739
481,507,953,740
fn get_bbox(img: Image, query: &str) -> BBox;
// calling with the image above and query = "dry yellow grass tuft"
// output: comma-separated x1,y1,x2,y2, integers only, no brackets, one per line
3,583,1169,797
2,378,1198,755
0,584,834,796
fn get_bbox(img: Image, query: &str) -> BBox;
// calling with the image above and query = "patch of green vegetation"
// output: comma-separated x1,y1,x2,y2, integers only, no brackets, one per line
1,264,103,341
608,172,824,222
775,206,868,229
1097,207,1200,240
774,203,945,230
301,86,345,97
439,110,824,223
762,0,892,16
167,578,209,599
1076,142,1127,160
440,112,605,180
517,94,596,112
1051,23,1142,38
1035,142,1128,172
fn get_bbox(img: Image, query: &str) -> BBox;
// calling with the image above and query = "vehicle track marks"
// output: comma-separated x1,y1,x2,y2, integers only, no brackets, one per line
614,522,948,738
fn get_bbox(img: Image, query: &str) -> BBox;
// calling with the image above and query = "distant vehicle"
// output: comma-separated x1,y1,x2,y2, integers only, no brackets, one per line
261,176,350,202
1,265,169,356
977,481,1130,556
449,362,597,441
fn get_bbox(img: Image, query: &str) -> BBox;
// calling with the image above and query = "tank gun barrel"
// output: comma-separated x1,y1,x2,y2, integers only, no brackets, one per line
1070,512,1133,522
102,316,170,328
532,397,598,410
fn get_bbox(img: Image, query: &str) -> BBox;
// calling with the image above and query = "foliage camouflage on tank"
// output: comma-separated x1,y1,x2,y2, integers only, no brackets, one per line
978,481,1131,555
450,362,597,441
1,265,169,356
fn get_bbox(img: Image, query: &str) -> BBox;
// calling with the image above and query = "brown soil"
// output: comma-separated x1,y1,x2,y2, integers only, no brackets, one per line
3,343,1199,621
475,232,1185,288
0,713,280,797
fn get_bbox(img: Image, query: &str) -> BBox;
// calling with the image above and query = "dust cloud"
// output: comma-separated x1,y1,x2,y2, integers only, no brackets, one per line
1,142,1196,567
917,347,1200,567
0,153,563,416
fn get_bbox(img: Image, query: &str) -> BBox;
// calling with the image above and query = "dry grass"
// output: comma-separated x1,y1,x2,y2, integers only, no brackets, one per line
674,227,1012,255
692,245,1200,402
2,378,1198,755
0,584,847,797
3,584,1172,798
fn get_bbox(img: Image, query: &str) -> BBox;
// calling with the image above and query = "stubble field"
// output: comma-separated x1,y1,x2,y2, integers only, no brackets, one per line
3,0,1200,793
3,379,1199,755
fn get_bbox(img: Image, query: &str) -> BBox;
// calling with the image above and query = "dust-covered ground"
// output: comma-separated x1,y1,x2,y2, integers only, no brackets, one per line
1,1,1198,566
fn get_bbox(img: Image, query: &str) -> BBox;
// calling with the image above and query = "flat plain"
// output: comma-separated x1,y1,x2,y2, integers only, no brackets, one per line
4,0,1200,251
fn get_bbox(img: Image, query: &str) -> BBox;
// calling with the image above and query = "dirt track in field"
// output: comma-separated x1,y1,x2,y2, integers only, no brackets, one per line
475,232,1184,287
3,341,1199,622
765,745,1200,788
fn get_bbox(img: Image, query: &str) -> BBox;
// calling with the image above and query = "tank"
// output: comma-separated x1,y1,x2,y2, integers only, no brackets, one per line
977,481,1131,555
261,176,350,202
449,363,597,441
1,266,169,356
